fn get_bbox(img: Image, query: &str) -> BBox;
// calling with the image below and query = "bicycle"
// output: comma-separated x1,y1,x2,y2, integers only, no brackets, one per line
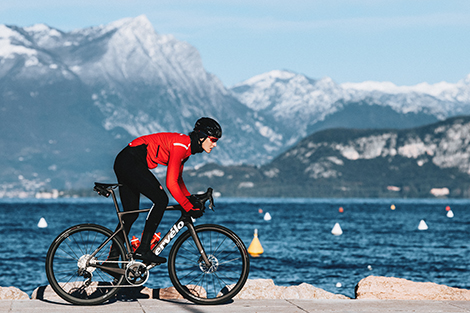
45,182,250,305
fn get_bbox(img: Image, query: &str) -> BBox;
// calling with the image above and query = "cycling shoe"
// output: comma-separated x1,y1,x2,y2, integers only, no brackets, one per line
133,248,167,264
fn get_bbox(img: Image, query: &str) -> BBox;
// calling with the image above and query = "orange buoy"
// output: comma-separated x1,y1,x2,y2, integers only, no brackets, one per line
247,229,264,257
446,206,451,211
258,208,263,214
339,207,344,213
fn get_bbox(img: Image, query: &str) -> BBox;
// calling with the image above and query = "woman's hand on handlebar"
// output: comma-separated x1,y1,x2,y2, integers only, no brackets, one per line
187,207,203,218
185,188,214,218
186,195,204,218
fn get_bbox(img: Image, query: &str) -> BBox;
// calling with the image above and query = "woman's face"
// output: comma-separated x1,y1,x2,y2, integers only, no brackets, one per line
201,136,218,153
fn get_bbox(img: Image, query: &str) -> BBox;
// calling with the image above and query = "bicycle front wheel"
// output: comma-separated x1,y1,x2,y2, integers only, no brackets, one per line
168,224,250,305
45,224,127,305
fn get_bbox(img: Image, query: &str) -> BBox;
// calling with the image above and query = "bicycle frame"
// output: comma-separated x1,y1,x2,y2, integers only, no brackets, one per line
93,188,212,271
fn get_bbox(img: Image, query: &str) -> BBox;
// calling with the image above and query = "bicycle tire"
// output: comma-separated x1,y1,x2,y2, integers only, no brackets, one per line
168,224,250,305
45,224,127,305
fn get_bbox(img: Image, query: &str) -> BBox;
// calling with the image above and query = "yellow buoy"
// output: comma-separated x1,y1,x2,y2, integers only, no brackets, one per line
247,229,264,257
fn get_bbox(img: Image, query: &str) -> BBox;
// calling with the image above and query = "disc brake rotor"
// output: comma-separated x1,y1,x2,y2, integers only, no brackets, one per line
199,255,218,273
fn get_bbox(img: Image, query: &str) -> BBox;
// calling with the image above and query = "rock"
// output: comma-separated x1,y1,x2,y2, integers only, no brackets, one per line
0,286,29,300
156,286,184,300
157,285,206,300
234,279,349,300
355,276,470,300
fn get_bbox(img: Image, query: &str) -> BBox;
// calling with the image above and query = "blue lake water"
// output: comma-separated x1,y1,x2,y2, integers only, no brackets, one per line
1,197,470,299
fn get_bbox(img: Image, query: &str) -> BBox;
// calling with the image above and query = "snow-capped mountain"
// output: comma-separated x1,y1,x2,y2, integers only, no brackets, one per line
0,16,271,196
4,16,271,162
1,15,470,197
231,70,470,146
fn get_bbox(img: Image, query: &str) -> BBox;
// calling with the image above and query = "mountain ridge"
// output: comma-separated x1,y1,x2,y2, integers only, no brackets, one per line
1,15,470,197
184,115,470,198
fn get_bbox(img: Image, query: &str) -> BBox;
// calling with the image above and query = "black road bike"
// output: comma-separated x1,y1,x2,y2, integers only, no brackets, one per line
45,183,250,305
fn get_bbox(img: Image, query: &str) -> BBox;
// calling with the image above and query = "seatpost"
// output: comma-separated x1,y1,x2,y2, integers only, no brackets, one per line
110,189,120,214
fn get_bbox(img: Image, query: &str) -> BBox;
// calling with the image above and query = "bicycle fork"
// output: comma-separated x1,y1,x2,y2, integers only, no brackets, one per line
186,221,212,266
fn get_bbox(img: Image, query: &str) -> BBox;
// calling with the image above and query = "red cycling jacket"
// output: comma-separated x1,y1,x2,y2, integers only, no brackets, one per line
129,132,193,212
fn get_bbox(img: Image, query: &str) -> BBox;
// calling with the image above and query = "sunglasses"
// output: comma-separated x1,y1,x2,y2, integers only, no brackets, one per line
199,131,219,143
208,136,218,143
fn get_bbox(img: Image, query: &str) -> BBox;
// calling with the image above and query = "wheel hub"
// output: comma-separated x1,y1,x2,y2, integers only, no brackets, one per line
199,255,218,273
77,254,97,273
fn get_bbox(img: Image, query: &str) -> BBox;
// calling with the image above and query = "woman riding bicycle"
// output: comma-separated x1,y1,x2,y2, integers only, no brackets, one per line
109,117,222,264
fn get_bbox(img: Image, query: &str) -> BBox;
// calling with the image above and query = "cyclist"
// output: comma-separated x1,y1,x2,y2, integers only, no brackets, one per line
108,117,222,264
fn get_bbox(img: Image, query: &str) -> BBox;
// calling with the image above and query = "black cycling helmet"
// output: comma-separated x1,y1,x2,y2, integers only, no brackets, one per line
193,117,222,138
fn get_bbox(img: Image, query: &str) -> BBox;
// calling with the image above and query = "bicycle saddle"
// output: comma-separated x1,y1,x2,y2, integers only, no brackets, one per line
94,182,122,197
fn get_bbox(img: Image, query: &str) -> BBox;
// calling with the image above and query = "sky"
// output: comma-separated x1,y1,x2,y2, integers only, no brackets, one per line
1,0,470,87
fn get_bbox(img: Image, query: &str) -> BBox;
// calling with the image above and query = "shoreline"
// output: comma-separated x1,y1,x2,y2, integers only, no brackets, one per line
3,276,470,302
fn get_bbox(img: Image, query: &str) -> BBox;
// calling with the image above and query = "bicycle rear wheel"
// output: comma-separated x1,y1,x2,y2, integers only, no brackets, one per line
45,224,127,305
168,224,250,305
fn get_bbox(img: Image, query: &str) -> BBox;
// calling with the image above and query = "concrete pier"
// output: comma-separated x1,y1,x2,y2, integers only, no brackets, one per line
2,299,470,312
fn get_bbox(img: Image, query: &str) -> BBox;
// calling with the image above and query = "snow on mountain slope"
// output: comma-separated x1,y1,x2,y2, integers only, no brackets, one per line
0,15,272,174
342,75,470,116
231,70,470,144
0,25,38,58
341,75,470,101
231,70,348,145
232,70,345,117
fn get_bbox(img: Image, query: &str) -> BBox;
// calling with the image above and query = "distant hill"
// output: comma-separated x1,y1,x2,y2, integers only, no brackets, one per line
183,116,470,198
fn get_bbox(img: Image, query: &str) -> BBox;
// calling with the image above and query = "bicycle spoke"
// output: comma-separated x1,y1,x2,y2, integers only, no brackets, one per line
46,224,126,305
179,245,201,258
169,225,249,304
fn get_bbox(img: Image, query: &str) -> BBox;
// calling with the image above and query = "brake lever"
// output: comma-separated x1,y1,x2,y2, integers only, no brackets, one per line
207,187,215,211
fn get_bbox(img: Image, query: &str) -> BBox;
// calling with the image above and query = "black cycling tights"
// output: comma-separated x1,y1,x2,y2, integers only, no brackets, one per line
113,145,169,250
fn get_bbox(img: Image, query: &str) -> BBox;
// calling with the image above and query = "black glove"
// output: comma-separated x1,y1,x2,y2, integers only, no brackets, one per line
186,195,203,218
187,194,199,204
187,208,203,218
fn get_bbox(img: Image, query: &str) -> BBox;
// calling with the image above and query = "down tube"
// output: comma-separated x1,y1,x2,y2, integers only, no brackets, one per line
152,216,187,256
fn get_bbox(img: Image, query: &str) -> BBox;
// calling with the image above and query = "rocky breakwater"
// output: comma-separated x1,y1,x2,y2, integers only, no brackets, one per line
2,276,470,301
355,276,470,300
0,287,29,300
233,279,349,300
27,279,349,301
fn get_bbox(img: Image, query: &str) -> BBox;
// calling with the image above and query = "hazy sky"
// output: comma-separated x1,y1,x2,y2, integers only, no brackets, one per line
1,0,469,87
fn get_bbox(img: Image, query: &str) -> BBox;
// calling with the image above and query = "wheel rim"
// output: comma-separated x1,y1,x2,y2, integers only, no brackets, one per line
48,226,125,303
171,227,248,302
